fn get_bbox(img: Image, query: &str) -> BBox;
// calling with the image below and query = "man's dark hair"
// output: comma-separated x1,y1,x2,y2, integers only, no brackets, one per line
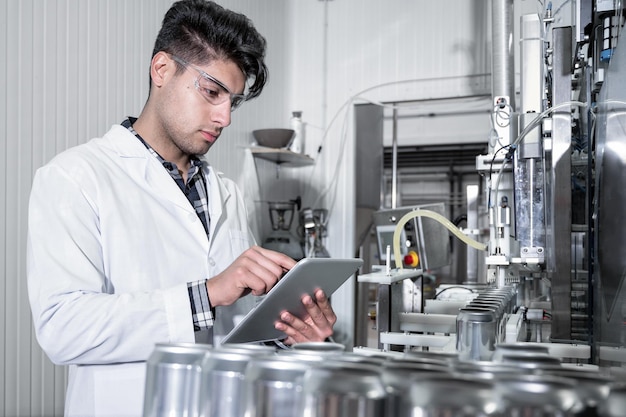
152,0,268,100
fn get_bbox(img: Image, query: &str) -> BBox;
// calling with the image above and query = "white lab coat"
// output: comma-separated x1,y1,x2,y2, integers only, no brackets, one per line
27,124,258,417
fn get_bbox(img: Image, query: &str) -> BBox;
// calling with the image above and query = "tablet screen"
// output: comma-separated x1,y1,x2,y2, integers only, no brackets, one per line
220,257,363,344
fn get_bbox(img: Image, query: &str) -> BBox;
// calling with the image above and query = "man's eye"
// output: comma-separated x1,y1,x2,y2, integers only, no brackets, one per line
202,87,221,99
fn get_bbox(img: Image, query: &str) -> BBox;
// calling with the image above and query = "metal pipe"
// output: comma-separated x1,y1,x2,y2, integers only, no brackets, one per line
391,106,398,209
491,0,515,108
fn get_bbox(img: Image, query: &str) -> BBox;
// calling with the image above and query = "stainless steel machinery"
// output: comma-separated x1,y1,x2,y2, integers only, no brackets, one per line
358,0,626,374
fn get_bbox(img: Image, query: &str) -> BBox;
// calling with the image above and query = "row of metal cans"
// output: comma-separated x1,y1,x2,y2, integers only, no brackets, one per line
457,286,519,361
143,341,625,417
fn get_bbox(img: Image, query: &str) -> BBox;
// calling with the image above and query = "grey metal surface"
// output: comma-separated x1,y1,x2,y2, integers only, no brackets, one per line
520,14,544,116
594,24,626,350
466,184,482,283
491,0,515,108
375,282,405,350
355,103,384,210
547,26,574,341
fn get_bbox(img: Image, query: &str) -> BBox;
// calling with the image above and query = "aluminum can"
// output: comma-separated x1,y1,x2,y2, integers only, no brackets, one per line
381,360,450,417
197,349,256,417
291,341,345,355
392,354,451,368
142,342,212,417
456,307,497,361
216,343,277,355
301,361,387,417
467,300,506,342
603,382,626,417
497,352,563,369
331,352,390,367
468,300,505,319
405,373,499,416
404,349,459,364
493,374,582,416
275,348,328,363
540,368,615,415
453,359,523,382
492,342,550,362
244,355,313,417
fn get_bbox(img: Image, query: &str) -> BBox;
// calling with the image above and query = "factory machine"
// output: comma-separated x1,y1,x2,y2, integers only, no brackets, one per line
142,3,626,415
358,0,626,372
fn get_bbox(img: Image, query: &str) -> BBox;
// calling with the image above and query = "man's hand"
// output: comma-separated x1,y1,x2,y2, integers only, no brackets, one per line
206,246,296,307
274,288,337,345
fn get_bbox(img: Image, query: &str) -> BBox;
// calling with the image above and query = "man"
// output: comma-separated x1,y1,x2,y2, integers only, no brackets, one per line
26,1,336,415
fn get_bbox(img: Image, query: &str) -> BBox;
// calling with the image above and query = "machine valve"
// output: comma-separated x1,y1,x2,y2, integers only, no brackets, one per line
403,251,419,267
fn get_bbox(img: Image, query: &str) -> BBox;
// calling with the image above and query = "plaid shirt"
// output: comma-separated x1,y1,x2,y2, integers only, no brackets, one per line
122,118,214,331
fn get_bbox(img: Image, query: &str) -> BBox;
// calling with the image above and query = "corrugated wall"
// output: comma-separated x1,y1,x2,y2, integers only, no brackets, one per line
0,1,294,415
2,0,492,415
1,2,175,415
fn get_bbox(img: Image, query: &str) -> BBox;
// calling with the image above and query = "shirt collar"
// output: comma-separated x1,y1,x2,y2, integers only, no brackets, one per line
121,117,204,172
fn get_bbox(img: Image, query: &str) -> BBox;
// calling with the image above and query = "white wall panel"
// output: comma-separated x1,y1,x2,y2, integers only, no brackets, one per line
2,1,179,415
2,1,298,415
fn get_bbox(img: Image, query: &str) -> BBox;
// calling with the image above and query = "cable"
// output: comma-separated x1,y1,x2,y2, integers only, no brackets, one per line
492,102,513,129
392,209,488,270
513,101,587,148
486,144,511,211
435,286,476,299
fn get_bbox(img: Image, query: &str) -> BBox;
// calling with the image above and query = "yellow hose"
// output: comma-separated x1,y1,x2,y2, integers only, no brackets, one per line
393,209,488,269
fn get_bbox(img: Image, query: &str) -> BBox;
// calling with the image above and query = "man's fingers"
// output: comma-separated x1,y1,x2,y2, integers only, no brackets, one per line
206,247,297,306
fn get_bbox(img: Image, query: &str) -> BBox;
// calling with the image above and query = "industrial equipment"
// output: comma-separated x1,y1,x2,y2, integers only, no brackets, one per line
358,0,626,379
261,198,304,260
299,207,330,258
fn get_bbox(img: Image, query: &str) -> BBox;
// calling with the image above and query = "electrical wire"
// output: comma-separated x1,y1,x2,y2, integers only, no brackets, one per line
435,286,476,299
487,144,511,211
492,102,513,128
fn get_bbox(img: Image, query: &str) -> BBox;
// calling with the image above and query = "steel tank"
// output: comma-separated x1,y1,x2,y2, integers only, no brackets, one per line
142,343,212,417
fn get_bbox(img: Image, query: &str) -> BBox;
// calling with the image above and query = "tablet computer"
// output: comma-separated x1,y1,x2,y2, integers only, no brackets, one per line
220,257,363,344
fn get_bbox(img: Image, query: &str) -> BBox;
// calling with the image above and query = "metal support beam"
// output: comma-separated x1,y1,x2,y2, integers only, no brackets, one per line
549,26,573,341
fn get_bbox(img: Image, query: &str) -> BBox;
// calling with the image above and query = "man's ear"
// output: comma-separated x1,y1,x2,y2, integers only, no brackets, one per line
150,51,175,89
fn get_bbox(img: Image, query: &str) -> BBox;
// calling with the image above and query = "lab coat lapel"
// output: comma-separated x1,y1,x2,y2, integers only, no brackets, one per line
105,125,209,248
107,125,199,214
204,165,231,245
